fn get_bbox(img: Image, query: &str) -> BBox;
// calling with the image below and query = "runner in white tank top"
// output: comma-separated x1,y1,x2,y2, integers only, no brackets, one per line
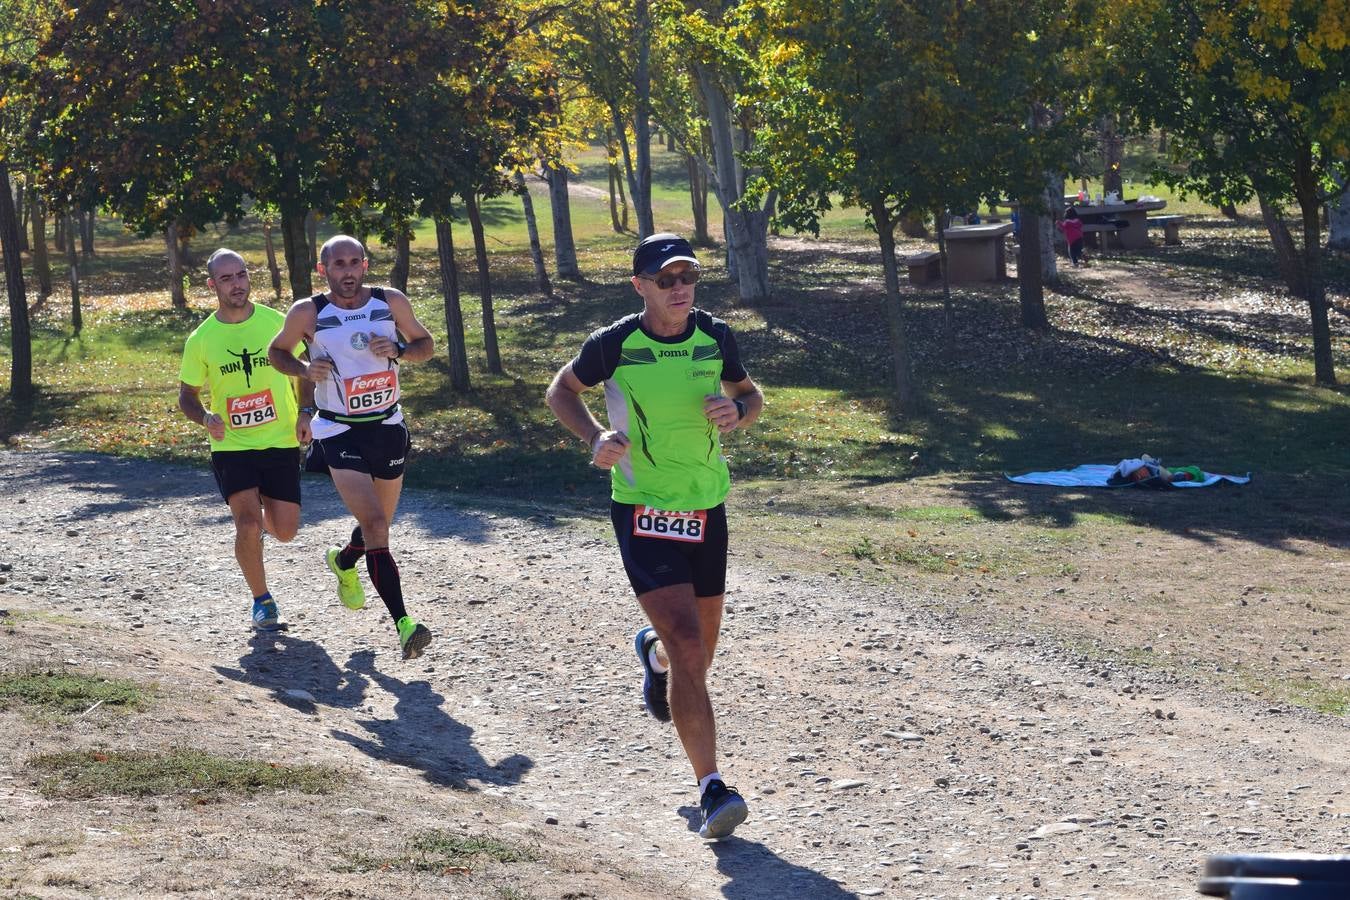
308,287,405,440
267,235,437,662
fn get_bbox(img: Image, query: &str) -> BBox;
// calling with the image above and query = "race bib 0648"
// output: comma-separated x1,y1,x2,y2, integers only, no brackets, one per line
633,507,706,543
227,389,278,429
343,370,399,413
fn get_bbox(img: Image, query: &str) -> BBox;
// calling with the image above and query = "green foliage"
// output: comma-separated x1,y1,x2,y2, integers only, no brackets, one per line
747,0,1094,232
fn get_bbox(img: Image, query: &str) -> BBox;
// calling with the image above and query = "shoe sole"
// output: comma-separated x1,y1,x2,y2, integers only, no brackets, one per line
699,797,748,839
634,627,671,722
402,625,432,660
326,549,366,610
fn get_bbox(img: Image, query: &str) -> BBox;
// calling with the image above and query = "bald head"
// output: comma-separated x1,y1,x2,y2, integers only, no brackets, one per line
320,234,365,267
205,248,246,279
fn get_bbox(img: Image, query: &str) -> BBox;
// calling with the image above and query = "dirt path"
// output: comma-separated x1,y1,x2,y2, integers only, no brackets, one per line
2,451,1347,899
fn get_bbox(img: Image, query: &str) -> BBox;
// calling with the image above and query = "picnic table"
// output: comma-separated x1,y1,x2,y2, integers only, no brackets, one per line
941,223,1013,282
1066,199,1166,250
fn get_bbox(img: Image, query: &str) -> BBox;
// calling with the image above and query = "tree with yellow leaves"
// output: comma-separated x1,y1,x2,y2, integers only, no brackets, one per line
1104,0,1349,384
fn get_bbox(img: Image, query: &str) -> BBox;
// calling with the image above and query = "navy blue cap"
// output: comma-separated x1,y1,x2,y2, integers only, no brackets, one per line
632,233,699,276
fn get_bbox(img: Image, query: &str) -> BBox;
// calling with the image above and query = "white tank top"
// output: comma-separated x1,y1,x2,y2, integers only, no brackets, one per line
309,288,405,439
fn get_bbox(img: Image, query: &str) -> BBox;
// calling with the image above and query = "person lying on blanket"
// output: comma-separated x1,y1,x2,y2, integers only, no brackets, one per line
1111,454,1204,486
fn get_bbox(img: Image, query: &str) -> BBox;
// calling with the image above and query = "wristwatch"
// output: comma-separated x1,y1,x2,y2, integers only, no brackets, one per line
299,406,317,416
393,340,408,359
733,398,747,421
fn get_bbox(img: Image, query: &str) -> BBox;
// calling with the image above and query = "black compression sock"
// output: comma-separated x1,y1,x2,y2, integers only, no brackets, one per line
365,547,408,623
337,525,365,570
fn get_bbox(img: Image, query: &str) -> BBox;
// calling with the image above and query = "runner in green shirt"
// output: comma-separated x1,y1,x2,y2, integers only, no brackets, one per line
546,233,764,840
178,249,305,630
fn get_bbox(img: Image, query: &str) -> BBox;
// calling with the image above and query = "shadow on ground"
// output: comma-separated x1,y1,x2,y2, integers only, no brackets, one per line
330,649,533,791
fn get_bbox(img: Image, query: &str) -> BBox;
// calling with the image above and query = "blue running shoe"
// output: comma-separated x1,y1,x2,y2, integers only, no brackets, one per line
251,597,280,630
698,779,748,839
634,626,670,722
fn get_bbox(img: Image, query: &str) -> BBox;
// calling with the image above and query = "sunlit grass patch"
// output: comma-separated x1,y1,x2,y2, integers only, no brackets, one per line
0,669,145,714
340,829,536,875
31,748,343,799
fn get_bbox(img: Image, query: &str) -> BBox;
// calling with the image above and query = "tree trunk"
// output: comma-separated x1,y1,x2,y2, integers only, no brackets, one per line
30,193,52,303
870,196,916,416
898,209,928,238
1157,130,1168,154
545,165,580,279
305,209,319,273
1294,156,1334,385
686,152,710,245
262,220,283,298
166,221,186,309
54,213,65,253
631,0,655,239
390,225,411,293
515,171,552,296
697,65,771,302
1328,173,1350,251
1040,173,1063,284
65,214,82,333
463,192,502,375
1219,202,1240,220
606,138,624,234
935,206,954,352
434,216,471,393
0,162,33,402
1101,115,1124,198
280,202,312,299
611,105,645,239
1017,201,1048,329
79,206,94,259
1255,189,1307,298
14,179,28,253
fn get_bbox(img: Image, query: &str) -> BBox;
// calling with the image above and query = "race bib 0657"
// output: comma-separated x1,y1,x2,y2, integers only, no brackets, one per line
227,389,278,429
633,507,707,543
343,370,399,413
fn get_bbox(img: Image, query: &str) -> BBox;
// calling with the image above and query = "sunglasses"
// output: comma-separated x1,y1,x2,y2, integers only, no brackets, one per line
639,268,701,290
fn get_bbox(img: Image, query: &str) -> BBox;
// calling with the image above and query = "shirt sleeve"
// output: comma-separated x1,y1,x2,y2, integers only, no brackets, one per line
178,332,207,388
716,321,748,384
569,328,616,387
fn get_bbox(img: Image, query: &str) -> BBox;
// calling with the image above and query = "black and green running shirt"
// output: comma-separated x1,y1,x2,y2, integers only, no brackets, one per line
569,309,749,510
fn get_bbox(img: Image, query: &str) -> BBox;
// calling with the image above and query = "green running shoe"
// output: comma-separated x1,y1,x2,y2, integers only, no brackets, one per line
326,547,366,610
397,616,432,660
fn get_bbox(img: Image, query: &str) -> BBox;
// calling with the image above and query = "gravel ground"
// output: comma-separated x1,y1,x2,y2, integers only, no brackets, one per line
2,450,1347,899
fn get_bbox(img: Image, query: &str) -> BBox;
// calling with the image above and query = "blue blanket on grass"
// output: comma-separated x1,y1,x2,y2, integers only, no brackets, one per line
1006,465,1250,489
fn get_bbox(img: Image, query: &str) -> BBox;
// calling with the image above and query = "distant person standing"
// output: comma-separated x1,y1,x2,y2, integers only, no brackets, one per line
178,249,305,630
267,235,436,660
1056,208,1085,266
546,233,764,839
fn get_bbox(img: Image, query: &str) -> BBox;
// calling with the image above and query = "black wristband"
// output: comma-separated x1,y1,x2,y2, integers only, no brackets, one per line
733,398,747,421
393,340,408,359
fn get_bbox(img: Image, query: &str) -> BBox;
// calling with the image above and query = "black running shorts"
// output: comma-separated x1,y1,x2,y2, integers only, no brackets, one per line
210,447,302,505
610,502,728,598
312,422,411,480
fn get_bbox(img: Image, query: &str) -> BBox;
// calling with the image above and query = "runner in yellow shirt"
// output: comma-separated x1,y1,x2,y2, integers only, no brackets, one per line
178,249,306,630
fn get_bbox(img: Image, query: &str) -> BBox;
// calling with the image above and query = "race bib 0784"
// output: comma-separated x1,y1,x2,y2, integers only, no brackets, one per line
633,507,707,543
343,370,399,413
227,389,278,429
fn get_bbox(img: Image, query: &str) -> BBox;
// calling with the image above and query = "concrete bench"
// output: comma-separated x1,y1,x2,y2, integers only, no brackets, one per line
906,250,941,285
1081,222,1119,250
1148,215,1185,245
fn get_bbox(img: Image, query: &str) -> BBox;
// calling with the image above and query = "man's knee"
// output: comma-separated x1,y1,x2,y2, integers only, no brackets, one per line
271,522,298,543
234,511,264,541
659,619,709,674
358,514,390,546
